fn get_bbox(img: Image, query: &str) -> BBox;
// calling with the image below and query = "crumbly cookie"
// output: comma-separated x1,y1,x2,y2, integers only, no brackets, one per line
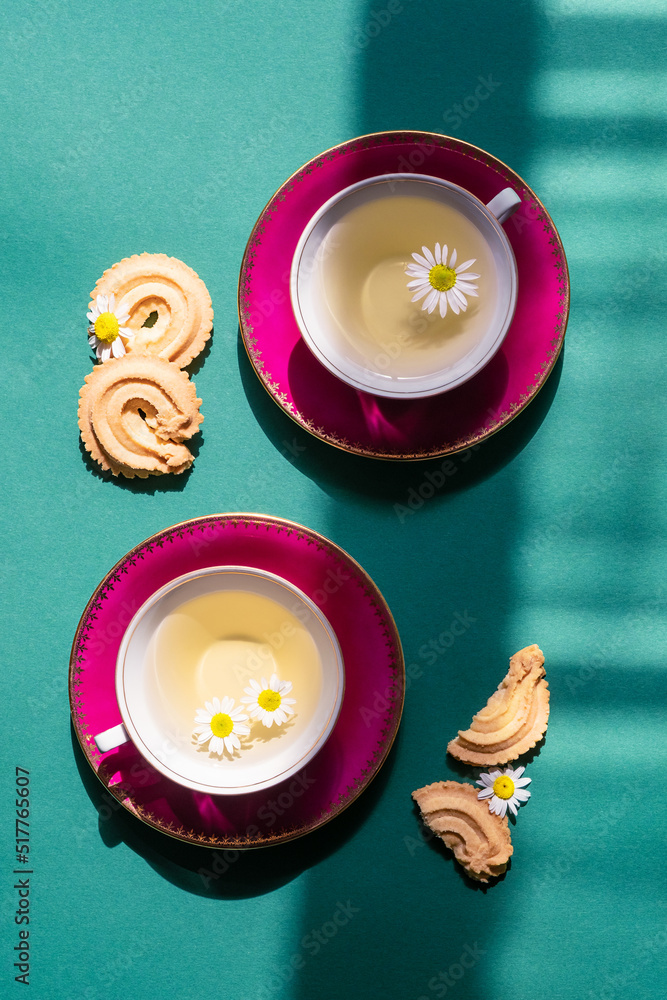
412,780,513,882
89,253,213,368
447,645,550,766
78,354,203,478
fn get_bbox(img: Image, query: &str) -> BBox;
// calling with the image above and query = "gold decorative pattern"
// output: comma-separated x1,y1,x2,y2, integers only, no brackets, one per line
69,513,404,848
238,130,569,461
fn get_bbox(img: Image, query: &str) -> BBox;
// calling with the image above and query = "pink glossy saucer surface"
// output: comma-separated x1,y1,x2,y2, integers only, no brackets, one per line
69,514,404,848
239,131,569,460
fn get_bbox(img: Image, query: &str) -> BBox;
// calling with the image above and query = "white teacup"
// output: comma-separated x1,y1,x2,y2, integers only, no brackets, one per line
94,567,345,795
291,173,521,398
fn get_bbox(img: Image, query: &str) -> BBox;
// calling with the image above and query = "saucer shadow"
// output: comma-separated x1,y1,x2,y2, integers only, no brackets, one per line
71,721,399,899
238,330,564,502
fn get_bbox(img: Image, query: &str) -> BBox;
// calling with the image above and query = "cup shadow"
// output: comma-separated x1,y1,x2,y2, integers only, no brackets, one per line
238,330,564,502
70,721,399,899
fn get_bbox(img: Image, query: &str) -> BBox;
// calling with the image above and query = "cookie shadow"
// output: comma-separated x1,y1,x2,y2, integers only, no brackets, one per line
77,428,203,494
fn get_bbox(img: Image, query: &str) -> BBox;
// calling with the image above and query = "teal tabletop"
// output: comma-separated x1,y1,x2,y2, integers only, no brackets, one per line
1,1,666,998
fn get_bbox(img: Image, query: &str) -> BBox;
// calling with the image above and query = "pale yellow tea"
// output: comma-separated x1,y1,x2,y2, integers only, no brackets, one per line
144,589,323,767
317,192,498,378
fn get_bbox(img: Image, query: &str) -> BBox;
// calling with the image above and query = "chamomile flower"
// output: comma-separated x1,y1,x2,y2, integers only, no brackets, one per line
476,765,531,818
192,696,250,756
242,674,296,728
405,244,480,318
87,293,133,362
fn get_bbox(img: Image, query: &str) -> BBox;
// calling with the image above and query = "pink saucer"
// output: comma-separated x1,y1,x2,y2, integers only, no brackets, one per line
239,131,569,460
69,515,404,848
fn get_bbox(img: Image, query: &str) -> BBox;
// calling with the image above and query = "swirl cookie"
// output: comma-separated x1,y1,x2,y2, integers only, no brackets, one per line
78,354,203,478
412,781,513,882
447,644,550,766
89,253,213,368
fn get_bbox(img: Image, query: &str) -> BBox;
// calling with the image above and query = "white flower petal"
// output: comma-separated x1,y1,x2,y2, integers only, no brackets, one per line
405,266,428,279
454,282,478,296
100,344,112,362
441,245,448,265
209,736,224,754
407,278,431,289
456,272,480,281
451,287,468,310
108,293,115,312
434,242,441,265
86,311,97,323
477,787,493,799
478,772,494,787
489,770,501,780
508,799,519,816
116,312,131,324
512,766,525,779
514,789,531,802
446,290,460,315
411,252,431,268
97,294,109,313
455,258,476,272
449,247,457,268
422,246,436,266
424,289,439,314
411,286,431,303
439,294,447,318
111,337,125,358
88,335,98,347
269,673,280,690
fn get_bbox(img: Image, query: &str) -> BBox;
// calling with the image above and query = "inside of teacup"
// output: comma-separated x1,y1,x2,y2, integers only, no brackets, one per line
294,175,517,397
118,569,343,793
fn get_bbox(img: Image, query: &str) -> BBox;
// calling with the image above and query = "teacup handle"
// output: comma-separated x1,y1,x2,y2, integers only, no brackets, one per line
486,187,521,225
94,723,130,754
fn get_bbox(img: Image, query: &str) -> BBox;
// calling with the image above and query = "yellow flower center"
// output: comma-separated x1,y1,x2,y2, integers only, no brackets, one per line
493,775,515,800
94,312,120,343
428,264,457,292
258,689,281,712
210,712,233,738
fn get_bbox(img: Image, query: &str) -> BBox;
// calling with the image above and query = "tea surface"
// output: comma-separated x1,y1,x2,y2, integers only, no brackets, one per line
317,192,498,378
143,589,324,768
